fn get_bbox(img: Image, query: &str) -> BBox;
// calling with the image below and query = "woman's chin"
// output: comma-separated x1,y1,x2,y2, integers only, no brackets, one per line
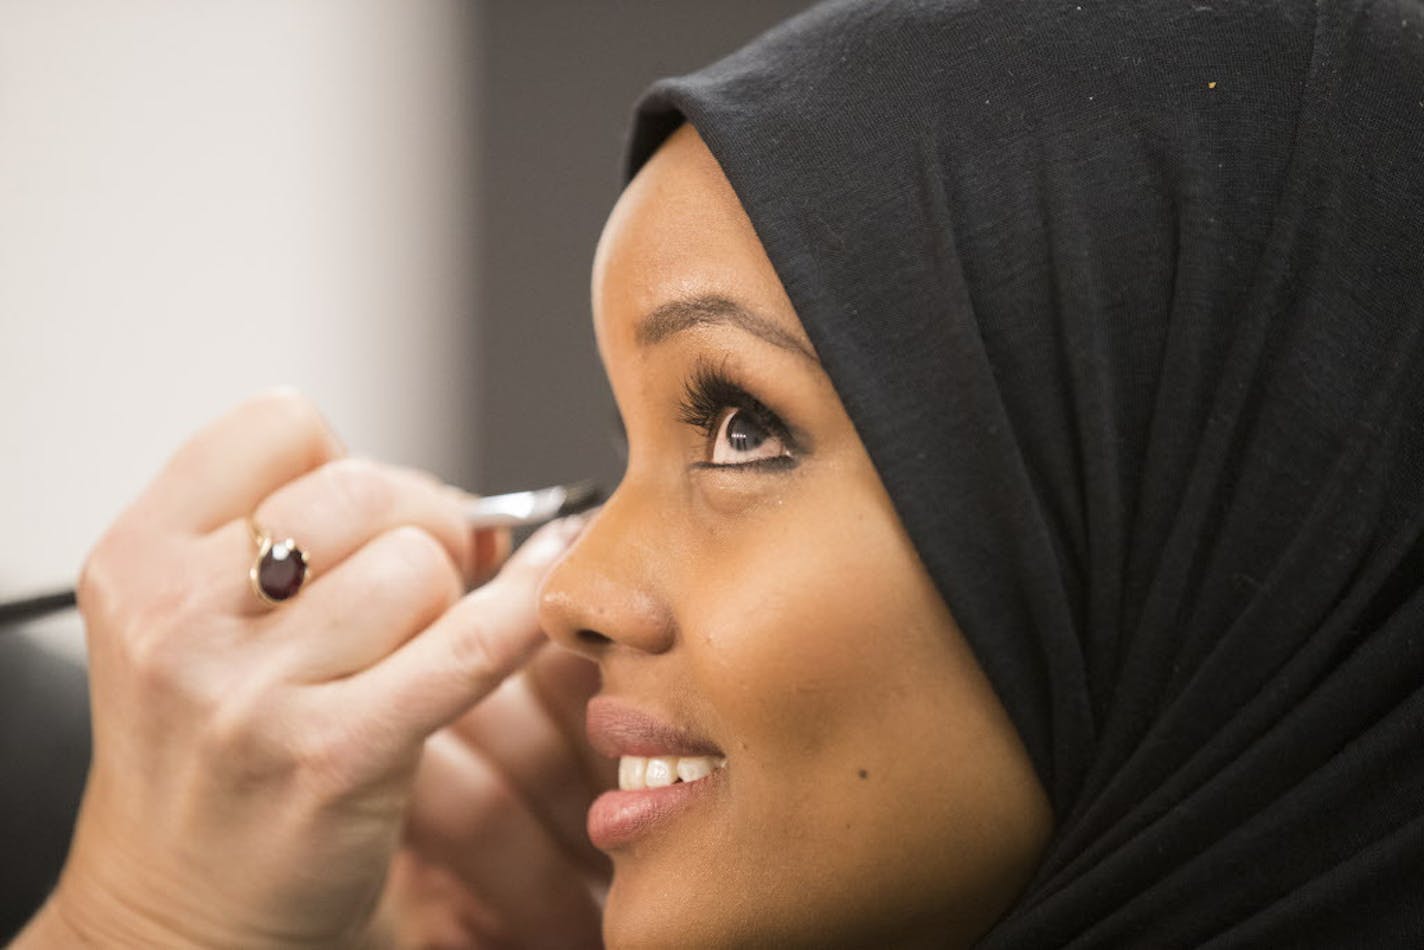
600,857,747,950
602,866,697,950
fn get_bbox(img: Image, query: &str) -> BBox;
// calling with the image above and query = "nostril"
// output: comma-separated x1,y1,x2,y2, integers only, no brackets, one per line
577,628,613,647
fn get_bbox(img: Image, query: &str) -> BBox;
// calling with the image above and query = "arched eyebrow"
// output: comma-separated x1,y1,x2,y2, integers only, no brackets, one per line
634,293,820,365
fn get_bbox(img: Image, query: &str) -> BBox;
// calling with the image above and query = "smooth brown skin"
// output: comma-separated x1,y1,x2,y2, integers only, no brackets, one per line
14,390,611,949
537,124,1054,949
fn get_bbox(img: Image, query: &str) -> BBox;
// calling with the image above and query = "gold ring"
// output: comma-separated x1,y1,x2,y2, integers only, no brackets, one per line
247,516,310,605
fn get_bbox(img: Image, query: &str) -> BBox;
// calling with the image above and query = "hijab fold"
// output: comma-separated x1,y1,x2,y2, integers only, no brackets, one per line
625,0,1424,944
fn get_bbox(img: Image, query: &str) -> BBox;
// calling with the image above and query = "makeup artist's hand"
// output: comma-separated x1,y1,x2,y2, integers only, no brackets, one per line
370,645,614,948
14,389,590,949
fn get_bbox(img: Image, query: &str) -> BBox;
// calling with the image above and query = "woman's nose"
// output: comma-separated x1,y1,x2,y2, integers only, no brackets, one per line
537,494,675,659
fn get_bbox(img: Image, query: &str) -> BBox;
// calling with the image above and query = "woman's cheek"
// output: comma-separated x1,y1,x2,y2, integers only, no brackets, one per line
686,488,919,739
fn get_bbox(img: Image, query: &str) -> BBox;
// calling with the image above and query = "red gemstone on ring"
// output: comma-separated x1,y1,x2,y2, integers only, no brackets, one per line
256,540,308,601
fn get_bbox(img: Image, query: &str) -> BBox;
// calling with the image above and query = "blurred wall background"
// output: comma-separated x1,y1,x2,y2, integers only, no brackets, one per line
0,0,483,657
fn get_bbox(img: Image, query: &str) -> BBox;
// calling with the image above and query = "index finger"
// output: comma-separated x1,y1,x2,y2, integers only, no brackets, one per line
133,387,345,533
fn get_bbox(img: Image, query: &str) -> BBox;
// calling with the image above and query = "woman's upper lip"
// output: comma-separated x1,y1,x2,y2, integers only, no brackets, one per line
585,695,723,759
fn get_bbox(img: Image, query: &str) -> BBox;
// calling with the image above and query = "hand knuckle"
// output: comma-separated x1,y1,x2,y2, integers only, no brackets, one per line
387,526,459,593
77,514,150,611
290,717,386,797
389,522,439,561
126,627,188,694
204,692,255,753
259,387,339,466
327,457,396,521
75,542,120,623
448,617,501,685
205,694,285,780
289,729,354,791
83,536,202,673
205,691,350,792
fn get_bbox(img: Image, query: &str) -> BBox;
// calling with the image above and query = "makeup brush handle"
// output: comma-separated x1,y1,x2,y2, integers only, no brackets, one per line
0,588,78,627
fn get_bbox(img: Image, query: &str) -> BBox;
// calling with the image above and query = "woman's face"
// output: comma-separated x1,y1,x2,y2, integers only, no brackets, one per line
538,124,1053,949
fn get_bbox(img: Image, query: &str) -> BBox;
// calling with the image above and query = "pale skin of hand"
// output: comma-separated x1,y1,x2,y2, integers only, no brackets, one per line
370,646,613,948
12,388,610,949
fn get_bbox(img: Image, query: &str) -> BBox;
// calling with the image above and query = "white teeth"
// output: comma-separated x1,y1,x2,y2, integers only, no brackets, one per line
618,755,646,791
618,754,726,790
645,757,677,788
676,757,714,783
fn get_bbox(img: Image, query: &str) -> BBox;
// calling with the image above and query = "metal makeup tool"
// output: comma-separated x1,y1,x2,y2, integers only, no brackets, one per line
463,479,604,528
0,479,604,628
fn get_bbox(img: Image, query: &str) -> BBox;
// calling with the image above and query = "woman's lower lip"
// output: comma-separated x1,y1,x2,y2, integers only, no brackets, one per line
587,770,724,851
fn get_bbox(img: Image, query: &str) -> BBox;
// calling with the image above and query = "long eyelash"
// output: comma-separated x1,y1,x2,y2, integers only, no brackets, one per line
677,358,797,451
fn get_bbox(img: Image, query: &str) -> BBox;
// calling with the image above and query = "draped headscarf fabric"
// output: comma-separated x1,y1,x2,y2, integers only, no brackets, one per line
623,0,1424,945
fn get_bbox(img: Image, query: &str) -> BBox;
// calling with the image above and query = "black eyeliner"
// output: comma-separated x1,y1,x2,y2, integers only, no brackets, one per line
689,456,798,472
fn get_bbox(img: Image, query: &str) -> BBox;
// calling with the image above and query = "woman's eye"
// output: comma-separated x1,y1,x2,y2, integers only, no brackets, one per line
710,407,790,466
678,361,800,471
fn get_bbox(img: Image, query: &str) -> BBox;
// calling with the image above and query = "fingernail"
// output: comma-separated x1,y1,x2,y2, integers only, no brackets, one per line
519,514,586,565
556,511,590,540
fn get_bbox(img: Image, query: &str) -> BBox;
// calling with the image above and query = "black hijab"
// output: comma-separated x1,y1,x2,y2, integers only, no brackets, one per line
623,0,1424,945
